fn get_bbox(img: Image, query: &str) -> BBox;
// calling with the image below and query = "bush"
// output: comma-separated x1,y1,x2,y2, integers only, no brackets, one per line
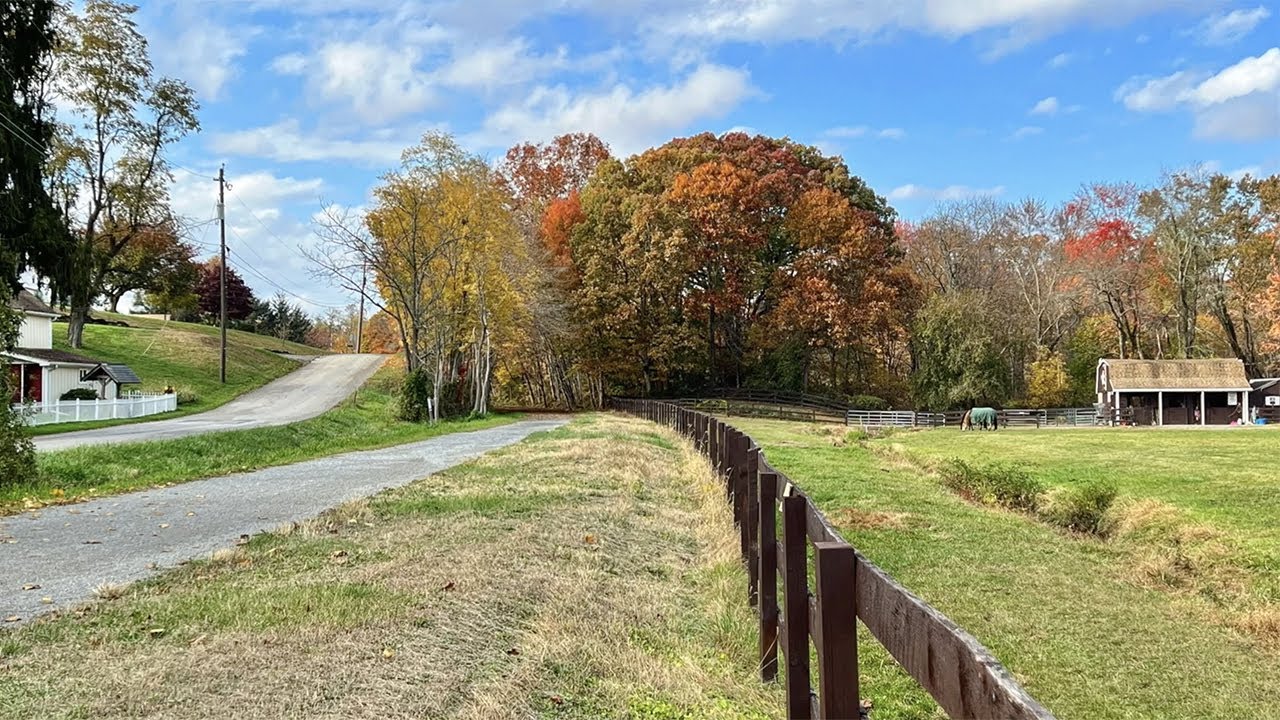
849,394,890,411
175,390,199,405
941,459,1043,512
398,368,434,422
0,406,34,488
60,388,99,401
1043,480,1118,535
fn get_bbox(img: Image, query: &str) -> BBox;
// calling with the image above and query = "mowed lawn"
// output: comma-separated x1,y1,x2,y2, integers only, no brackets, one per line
731,418,1280,720
0,415,779,719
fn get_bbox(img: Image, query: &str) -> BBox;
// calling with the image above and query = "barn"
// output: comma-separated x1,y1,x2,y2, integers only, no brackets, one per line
1250,379,1280,424
1096,358,1253,426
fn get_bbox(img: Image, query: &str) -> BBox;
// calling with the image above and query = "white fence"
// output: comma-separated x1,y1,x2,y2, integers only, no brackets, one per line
846,407,1100,429
14,392,178,426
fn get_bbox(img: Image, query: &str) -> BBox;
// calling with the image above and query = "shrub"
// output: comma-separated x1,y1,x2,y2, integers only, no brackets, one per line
849,394,890,411
398,368,433,422
940,459,1043,512
60,388,99,401
176,390,199,405
1042,480,1118,535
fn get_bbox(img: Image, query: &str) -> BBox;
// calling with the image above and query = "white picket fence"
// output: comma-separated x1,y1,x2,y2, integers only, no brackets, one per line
14,392,178,426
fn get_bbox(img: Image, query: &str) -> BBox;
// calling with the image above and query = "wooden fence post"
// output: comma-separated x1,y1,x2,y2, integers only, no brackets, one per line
746,445,760,607
781,492,811,719
709,418,719,472
814,542,859,719
758,468,780,682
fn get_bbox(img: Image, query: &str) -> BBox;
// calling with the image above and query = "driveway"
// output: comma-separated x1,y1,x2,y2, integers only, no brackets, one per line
1,418,567,621
34,354,387,452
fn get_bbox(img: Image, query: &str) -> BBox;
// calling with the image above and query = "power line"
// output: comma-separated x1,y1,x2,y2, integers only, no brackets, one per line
223,225,345,309
0,109,46,154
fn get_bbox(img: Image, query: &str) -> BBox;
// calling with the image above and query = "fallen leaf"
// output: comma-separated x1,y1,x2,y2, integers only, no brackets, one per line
82,540,102,545
442,581,456,591
506,647,521,656
331,550,348,558
583,534,597,545
21,584,40,591
547,694,564,706
236,534,250,546
51,489,65,498
158,523,170,529
186,512,195,517
147,628,166,638
190,634,208,647
40,597,52,605
382,647,396,659
3,615,20,623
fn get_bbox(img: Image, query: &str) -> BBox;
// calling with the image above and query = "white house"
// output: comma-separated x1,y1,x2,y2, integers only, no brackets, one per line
5,289,123,403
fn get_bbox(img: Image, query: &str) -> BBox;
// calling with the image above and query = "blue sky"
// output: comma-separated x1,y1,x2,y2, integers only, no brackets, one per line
129,0,1280,312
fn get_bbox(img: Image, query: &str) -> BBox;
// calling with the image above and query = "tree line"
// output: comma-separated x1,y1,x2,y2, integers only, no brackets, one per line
328,128,1279,415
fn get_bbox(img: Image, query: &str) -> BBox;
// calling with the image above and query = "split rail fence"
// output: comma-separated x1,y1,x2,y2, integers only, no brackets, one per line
612,398,1056,720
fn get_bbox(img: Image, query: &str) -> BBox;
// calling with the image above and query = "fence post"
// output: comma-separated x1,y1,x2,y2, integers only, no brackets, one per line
814,542,859,719
782,492,811,719
709,418,720,473
758,467,780,682
746,444,760,607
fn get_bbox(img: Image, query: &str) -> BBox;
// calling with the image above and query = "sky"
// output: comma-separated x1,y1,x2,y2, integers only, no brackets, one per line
125,0,1280,313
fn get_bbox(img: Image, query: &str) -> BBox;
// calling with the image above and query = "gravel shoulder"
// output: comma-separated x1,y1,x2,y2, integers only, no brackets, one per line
2,419,566,621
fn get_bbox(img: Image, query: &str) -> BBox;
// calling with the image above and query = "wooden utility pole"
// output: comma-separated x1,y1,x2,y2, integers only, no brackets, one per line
355,262,366,353
218,165,227,384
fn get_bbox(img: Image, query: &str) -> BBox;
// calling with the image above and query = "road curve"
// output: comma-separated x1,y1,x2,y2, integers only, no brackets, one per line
34,354,387,452
2,419,567,621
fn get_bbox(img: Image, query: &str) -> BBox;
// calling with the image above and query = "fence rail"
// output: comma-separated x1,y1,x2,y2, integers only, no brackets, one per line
15,392,178,426
611,398,1056,720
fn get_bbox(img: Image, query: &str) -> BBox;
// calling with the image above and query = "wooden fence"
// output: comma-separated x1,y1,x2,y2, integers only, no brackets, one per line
611,399,1056,720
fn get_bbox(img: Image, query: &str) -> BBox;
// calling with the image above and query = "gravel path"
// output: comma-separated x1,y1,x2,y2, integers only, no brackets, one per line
1,419,566,622
34,354,388,452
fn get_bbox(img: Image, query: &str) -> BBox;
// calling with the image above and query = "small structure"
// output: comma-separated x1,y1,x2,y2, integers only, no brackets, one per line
1250,378,1280,424
81,363,142,399
1096,358,1253,426
4,290,105,402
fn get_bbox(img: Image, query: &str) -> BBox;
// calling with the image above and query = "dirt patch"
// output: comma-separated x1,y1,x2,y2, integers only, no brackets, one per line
830,507,916,531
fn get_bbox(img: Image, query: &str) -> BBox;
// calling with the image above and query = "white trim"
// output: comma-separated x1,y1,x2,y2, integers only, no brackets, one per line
15,310,60,319
2,352,98,368
1109,386,1251,393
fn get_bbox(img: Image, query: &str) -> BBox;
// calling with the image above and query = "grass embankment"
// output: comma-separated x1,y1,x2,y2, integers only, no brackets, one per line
5,370,515,513
732,418,1280,720
34,314,325,436
0,414,778,719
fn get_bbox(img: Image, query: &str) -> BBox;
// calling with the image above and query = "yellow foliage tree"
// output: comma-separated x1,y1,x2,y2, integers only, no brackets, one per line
1026,350,1072,408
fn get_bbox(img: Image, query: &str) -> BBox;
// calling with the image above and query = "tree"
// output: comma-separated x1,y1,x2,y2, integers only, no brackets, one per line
910,292,1013,410
0,287,36,487
1026,350,1072,408
46,0,199,347
98,219,197,311
0,0,71,287
195,258,254,322
253,293,312,344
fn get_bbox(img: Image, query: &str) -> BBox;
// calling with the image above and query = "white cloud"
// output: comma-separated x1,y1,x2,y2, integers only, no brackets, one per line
1118,48,1280,139
147,9,251,102
823,125,905,140
478,63,756,156
1030,96,1061,115
1011,125,1045,140
1191,7,1270,46
1048,52,1074,69
210,120,413,166
888,184,1006,202
270,53,309,75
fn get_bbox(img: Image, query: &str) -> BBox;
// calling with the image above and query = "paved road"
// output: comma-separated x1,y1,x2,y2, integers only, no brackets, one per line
34,354,387,452
1,419,566,621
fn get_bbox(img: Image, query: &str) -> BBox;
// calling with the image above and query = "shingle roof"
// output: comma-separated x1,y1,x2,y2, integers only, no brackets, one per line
1102,358,1251,391
6,289,58,316
4,347,101,365
82,363,142,385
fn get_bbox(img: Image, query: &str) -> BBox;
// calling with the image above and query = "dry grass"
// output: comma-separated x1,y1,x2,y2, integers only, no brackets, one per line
830,507,917,531
0,414,778,720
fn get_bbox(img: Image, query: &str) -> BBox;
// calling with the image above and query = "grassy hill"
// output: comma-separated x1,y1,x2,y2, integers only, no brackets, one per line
38,313,325,434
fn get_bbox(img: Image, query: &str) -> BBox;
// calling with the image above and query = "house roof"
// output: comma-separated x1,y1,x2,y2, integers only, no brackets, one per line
1102,358,1251,391
6,289,58,317
82,363,142,385
3,347,101,366
1252,378,1280,392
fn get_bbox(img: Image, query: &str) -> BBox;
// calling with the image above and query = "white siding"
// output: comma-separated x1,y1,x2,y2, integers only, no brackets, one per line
46,367,112,401
18,314,53,349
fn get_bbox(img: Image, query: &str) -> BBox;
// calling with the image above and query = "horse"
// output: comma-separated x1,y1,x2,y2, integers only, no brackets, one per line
960,409,973,430
970,406,999,431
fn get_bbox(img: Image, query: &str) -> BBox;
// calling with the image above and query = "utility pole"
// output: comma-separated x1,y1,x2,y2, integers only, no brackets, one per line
355,262,367,354
218,165,227,384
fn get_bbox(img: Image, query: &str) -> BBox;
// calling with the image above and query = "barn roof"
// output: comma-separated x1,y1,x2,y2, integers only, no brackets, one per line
6,289,58,316
82,363,142,385
1102,358,1251,391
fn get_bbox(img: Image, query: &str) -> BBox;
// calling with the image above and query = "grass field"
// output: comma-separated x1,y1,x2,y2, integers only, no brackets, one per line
34,314,324,435
732,418,1280,720
0,414,778,719
5,370,515,514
